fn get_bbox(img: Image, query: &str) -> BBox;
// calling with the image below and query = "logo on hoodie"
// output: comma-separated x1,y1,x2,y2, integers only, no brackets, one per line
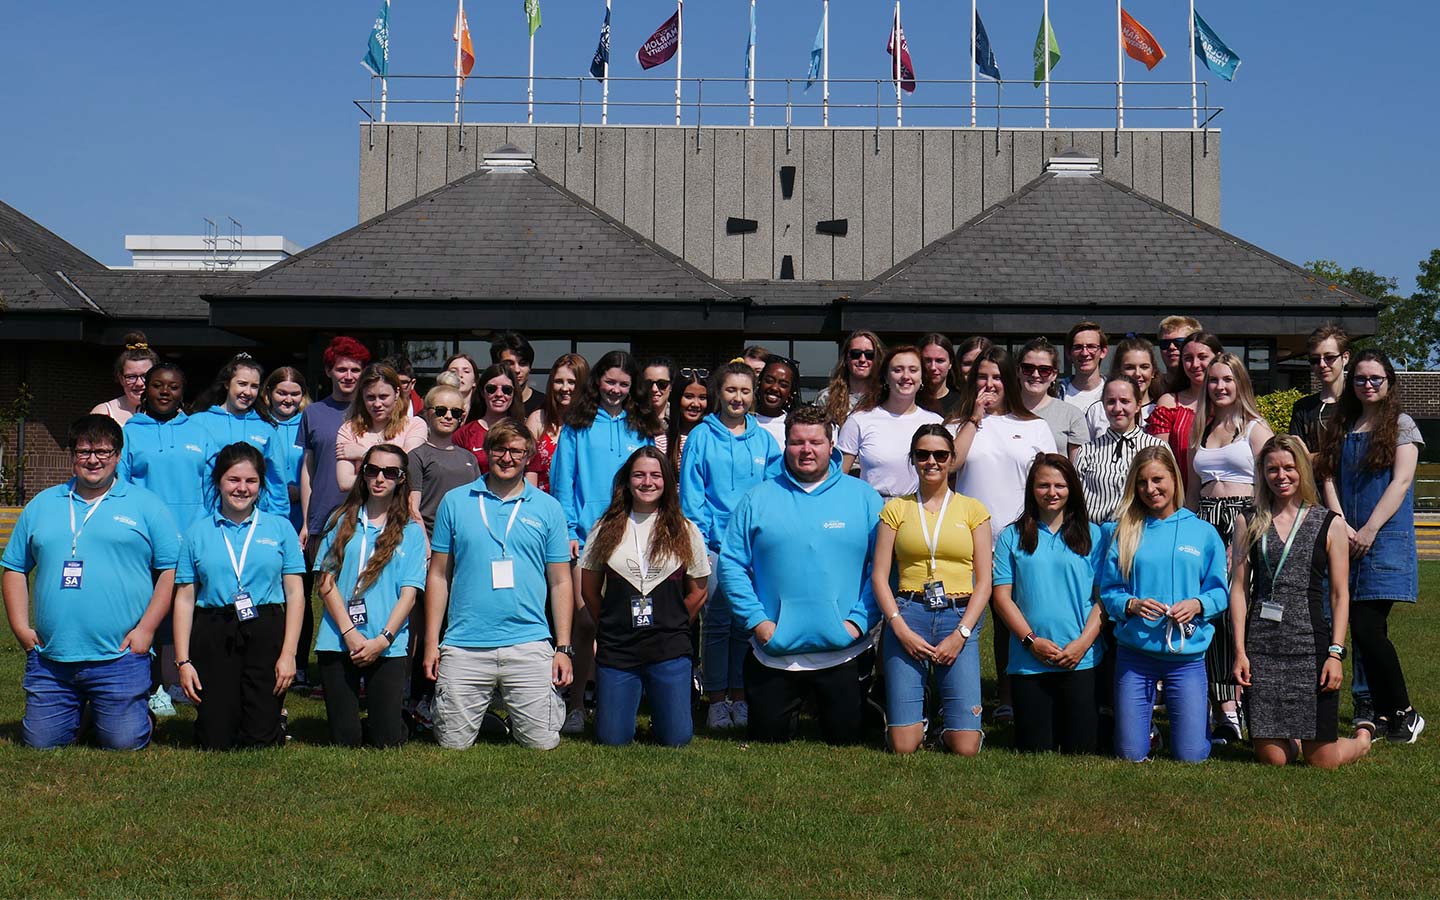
1177,544,1201,557
184,444,204,454
822,520,846,530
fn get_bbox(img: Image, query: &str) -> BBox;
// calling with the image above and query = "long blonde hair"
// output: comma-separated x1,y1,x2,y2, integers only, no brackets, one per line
1240,434,1321,562
1113,446,1184,579
1190,353,1263,449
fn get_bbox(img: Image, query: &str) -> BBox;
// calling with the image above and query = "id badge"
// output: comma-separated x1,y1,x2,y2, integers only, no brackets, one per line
1259,601,1284,623
234,591,257,622
630,596,654,629
923,580,947,611
491,558,516,590
347,597,368,627
61,560,84,590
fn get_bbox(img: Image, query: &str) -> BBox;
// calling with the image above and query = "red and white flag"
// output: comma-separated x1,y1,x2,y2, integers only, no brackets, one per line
637,8,681,70
454,2,475,80
887,16,917,93
1121,9,1165,70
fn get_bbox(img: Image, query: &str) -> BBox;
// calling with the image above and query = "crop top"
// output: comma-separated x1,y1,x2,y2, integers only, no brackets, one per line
1192,419,1258,485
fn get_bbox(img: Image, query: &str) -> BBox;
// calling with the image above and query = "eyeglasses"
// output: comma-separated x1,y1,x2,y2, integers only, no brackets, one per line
491,446,530,460
1309,353,1343,367
680,367,710,380
430,405,465,419
362,464,405,481
1071,343,1103,354
1157,338,1187,353
1019,363,1057,379
73,448,117,461
121,373,148,383
1353,375,1387,388
483,383,514,396
847,349,876,361
644,379,672,392
912,449,953,464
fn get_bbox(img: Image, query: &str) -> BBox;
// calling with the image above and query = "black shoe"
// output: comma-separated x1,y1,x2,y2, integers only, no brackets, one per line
1387,709,1426,744
1352,696,1376,731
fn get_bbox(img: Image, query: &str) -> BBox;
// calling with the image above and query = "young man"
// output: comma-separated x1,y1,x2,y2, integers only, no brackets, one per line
295,335,370,688
1060,322,1109,434
718,406,884,745
490,331,546,417
423,420,575,750
380,353,422,416
1156,315,1202,378
2,415,180,750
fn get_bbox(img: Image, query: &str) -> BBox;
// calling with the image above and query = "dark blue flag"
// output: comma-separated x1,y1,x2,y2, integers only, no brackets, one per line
590,7,611,80
975,11,1001,80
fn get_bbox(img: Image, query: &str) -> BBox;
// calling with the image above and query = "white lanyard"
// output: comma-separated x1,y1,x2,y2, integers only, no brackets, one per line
1261,504,1308,581
358,507,380,573
222,511,261,595
479,494,523,558
914,490,952,578
632,515,651,594
68,486,113,557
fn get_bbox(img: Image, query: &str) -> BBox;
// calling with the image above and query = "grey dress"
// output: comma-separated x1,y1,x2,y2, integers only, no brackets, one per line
1244,507,1339,741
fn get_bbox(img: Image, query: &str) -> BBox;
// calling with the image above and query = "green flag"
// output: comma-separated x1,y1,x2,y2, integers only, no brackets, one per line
1032,14,1060,86
524,0,542,36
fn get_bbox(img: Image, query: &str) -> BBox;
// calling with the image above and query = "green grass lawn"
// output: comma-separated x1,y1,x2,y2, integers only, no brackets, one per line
0,572,1437,898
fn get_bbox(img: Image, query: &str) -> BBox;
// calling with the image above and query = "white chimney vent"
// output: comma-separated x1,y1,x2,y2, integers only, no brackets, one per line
481,144,537,174
1045,148,1101,176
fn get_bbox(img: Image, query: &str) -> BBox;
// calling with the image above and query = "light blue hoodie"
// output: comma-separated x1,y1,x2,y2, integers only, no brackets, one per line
1098,509,1228,661
118,410,212,529
188,406,292,519
717,460,883,657
549,408,653,544
272,413,305,533
679,413,783,552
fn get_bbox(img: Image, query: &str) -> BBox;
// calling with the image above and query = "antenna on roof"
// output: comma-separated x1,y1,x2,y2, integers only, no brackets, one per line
202,217,244,270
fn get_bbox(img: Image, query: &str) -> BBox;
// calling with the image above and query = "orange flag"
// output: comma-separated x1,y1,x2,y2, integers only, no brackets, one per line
455,3,475,79
1121,9,1165,70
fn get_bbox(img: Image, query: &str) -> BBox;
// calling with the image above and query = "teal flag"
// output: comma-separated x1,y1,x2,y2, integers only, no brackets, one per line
744,2,756,79
805,15,823,90
1193,9,1240,81
1032,14,1060,87
525,0,542,37
361,0,389,77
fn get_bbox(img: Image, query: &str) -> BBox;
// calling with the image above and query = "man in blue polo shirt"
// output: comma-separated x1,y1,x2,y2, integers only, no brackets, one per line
422,419,574,750
2,415,181,750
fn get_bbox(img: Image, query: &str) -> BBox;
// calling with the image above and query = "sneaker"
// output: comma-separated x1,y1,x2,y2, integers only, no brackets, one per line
728,700,749,728
412,697,435,731
480,709,511,738
1352,697,1376,732
560,707,586,735
148,685,177,718
993,704,1014,724
706,701,733,730
166,684,193,706
1387,709,1426,745
1212,713,1243,746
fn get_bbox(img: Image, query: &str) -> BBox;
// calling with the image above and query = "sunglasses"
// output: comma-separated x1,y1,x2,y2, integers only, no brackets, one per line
1309,353,1343,367
483,383,514,396
680,367,710,380
913,448,953,464
430,405,465,419
847,349,876,361
644,379,672,392
1353,375,1387,388
1157,338,1187,352
1019,363,1057,378
362,464,405,481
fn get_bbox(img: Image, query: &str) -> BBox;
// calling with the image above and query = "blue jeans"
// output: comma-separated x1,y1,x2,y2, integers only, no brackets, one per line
22,650,152,750
595,656,694,747
1114,646,1209,763
702,568,747,694
881,599,983,732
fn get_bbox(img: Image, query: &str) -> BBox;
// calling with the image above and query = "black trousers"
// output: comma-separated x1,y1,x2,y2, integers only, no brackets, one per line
191,604,287,750
318,652,408,748
744,651,862,745
1011,669,1099,754
1350,601,1411,716
295,541,320,678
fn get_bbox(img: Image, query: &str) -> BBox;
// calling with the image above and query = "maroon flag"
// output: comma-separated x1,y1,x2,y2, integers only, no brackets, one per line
887,18,917,93
637,8,681,70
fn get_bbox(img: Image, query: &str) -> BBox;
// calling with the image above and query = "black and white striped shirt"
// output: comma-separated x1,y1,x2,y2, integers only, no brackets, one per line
1074,426,1170,523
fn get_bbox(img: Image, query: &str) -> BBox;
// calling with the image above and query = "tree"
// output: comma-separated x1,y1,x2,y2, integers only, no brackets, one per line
1306,252,1440,369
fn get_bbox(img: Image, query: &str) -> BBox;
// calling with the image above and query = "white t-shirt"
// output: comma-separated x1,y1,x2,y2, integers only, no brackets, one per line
1061,378,1105,417
755,414,786,450
835,405,944,498
955,413,1057,541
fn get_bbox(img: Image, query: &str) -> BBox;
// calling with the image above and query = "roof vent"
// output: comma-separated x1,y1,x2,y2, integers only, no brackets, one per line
1045,148,1101,177
481,144,537,174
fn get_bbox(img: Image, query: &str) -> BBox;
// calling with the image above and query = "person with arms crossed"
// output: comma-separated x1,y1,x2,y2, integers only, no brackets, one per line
1017,337,1088,460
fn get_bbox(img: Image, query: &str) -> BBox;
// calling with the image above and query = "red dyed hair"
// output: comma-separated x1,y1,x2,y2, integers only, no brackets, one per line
323,336,371,370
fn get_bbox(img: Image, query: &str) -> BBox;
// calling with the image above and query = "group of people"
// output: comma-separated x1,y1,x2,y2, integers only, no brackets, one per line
0,319,1424,765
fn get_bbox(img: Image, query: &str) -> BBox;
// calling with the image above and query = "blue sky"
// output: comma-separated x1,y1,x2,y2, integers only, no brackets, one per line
5,1,1437,294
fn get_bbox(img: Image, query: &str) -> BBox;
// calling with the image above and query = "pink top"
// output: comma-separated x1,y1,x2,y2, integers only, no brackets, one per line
335,416,429,485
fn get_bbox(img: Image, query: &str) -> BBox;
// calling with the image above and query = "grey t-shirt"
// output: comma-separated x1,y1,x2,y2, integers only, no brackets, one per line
1033,398,1090,453
408,442,479,533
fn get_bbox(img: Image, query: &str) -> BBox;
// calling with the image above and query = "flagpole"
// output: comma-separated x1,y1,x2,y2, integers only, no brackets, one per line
675,0,683,126
1042,0,1050,128
748,0,756,127
602,0,611,126
970,0,977,127
894,1,902,127
380,0,389,122
454,0,463,123
1189,0,1197,127
1116,0,1124,130
528,28,536,124
821,0,830,127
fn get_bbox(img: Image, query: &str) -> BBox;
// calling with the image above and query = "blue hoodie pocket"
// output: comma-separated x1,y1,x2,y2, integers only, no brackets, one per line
765,598,854,656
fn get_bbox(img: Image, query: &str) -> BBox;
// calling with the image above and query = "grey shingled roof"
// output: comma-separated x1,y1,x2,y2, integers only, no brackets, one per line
223,165,732,302
861,172,1383,309
72,271,243,320
722,280,872,306
0,199,105,313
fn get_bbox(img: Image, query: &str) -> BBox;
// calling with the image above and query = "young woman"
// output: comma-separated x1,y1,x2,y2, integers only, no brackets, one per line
991,454,1106,754
1073,376,1169,524
526,354,589,494
172,443,306,749
1099,446,1229,762
754,356,800,450
453,364,531,477
954,335,993,384
1087,336,1163,437
837,346,943,499
335,364,428,492
818,330,885,429
1147,332,1223,494
872,424,993,755
408,383,479,538
314,444,426,748
92,332,158,426
679,362,782,728
1017,337,1088,460
643,357,675,453
580,448,709,747
918,333,963,419
119,362,210,530
190,354,292,518
664,367,709,472
259,367,310,537
1318,350,1426,743
441,352,482,414
1231,436,1375,768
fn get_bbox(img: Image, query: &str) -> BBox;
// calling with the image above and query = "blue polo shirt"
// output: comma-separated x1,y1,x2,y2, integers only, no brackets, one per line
176,510,305,609
431,479,570,650
313,514,427,658
1,478,180,663
992,521,1107,676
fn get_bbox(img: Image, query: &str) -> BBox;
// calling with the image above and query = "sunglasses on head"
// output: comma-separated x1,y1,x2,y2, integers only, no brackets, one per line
483,383,514,396
847,349,876,361
430,405,465,419
913,448,953,464
362,464,405,481
680,367,710,380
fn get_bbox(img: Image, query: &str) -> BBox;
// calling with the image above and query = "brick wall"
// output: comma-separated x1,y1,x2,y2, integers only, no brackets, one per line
1,343,116,499
1398,371,1440,419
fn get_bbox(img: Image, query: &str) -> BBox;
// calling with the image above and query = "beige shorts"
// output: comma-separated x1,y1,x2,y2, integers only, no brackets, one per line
433,640,565,750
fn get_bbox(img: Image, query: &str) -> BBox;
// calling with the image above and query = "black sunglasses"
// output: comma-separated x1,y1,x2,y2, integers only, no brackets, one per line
913,448,953,464
644,379,672,392
362,464,405,481
1157,337,1187,352
483,383,514,396
847,349,876,361
430,405,465,419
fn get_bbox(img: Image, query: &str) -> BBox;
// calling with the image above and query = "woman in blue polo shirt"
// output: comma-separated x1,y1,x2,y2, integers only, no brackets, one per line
314,444,427,748
991,453,1106,754
189,353,292,519
172,442,306,750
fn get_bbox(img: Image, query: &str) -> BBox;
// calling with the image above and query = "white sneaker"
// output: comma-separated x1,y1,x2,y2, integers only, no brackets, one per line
706,701,733,730
728,700,749,728
148,685,177,718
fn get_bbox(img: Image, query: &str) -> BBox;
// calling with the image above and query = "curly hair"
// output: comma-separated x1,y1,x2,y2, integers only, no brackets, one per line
1316,349,1404,478
584,447,699,574
321,444,413,598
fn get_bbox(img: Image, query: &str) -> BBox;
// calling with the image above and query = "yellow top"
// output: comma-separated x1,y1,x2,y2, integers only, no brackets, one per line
880,492,991,593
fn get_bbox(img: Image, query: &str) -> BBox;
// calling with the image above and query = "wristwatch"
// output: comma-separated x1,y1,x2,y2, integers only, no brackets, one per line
555,644,576,659
380,629,396,645
957,624,973,641
1327,643,1347,660
1021,632,1037,649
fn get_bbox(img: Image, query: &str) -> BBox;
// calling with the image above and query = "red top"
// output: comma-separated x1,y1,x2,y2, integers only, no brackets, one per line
1145,403,1196,492
533,429,559,493
453,418,544,479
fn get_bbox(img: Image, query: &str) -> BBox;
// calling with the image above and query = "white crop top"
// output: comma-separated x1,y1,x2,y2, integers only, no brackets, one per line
1192,420,1258,485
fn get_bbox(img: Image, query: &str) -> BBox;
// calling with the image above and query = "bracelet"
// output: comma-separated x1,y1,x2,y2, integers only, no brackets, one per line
176,659,193,669
341,627,356,638
886,611,901,622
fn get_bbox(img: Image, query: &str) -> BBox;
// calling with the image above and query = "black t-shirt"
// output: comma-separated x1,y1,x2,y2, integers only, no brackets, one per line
1288,392,1337,455
523,389,546,417
921,388,965,420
